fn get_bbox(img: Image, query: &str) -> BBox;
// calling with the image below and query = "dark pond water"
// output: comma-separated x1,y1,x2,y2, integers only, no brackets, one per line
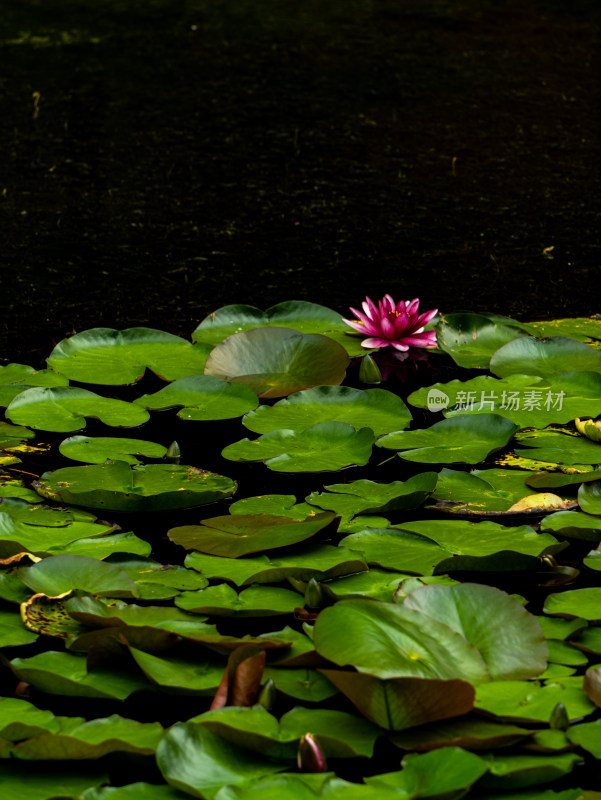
1,0,600,363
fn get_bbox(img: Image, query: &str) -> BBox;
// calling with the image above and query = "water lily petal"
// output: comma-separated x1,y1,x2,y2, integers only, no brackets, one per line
361,337,393,348
390,341,411,351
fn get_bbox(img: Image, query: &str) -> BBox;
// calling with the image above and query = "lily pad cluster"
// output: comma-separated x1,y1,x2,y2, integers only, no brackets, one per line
1,306,601,798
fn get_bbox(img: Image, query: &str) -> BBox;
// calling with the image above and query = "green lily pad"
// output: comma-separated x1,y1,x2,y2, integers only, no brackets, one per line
391,518,565,571
0,607,38,646
474,680,595,722
0,363,69,406
0,763,107,800
389,717,532,752
546,640,589,666
242,386,412,436
204,327,350,399
567,719,601,758
59,435,167,465
578,480,601,515
411,372,601,430
54,531,152,559
541,511,601,542
514,429,601,466
168,511,335,557
17,554,140,598
185,545,366,586
318,569,409,602
490,336,601,378
402,583,547,680
174,584,301,616
47,327,211,384
6,386,150,432
435,312,527,368
11,714,164,760
9,650,151,700
367,746,489,795
313,597,491,682
306,474,437,518
156,722,285,796
523,317,601,343
64,596,205,630
0,476,40,503
34,461,237,511
104,556,209,599
128,647,225,695
584,545,601,571
479,751,581,790
193,301,365,356
0,421,36,449
319,670,475,731
229,494,312,520
543,588,601,621
337,528,452,575
81,784,189,800
426,467,574,516
535,616,587,640
262,667,339,703
377,414,518,464
222,423,375,472
0,696,66,740
134,374,259,420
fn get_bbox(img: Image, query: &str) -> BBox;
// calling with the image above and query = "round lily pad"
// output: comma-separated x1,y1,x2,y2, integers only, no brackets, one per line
490,336,601,378
33,461,237,511
133,374,259,420
59,436,167,465
204,327,350,399
377,414,518,464
6,387,150,432
47,327,211,385
435,313,527,369
222,422,375,472
242,386,412,435
193,300,365,355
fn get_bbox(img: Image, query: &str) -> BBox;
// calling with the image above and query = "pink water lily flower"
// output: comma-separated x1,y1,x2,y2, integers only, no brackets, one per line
343,294,438,351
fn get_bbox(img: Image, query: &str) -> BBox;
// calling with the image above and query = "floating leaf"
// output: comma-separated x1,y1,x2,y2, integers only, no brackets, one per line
34,461,236,511
0,607,38,646
262,667,339,703
478,751,581,790
168,512,335,557
514,429,601,466
175,584,301,616
17,554,140,598
134,375,259,421
474,680,595,722
81,784,188,800
523,317,601,342
541,511,601,542
319,670,474,731
435,312,527,368
389,717,532,752
9,650,151,700
156,722,285,796
490,336,601,378
59,435,167,465
411,372,601,430
185,546,366,587
242,386,411,436
0,422,36,449
367,747,489,795
337,528,452,576
204,327,349,399
306,475,437,519
222,423,375,472
193,301,365,355
0,763,107,800
377,414,518,464
6,387,150,432
47,327,211,384
566,719,601,758
104,555,209,600
578,480,601,515
402,583,547,680
0,363,69,407
229,495,312,520
543,588,601,621
128,647,225,695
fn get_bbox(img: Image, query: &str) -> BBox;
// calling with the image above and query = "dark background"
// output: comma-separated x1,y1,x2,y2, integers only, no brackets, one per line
1,0,600,364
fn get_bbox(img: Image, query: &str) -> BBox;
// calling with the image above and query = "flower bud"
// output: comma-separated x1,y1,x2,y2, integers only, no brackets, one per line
359,354,382,384
297,733,327,773
550,702,569,731
165,441,181,464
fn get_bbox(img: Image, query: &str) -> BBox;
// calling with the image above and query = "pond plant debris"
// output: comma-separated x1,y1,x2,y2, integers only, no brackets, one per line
0,299,601,797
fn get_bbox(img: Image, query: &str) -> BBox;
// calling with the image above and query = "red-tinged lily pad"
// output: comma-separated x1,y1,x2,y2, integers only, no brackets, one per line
168,511,335,557
319,671,475,731
33,461,237,511
47,327,211,384
204,327,350,399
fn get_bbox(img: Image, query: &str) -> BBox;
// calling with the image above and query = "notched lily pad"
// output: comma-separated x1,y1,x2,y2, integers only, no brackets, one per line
47,327,211,384
0,363,69,407
59,435,167,465
134,374,259,421
168,511,335,557
242,385,412,435
175,584,301,616
222,423,375,472
34,461,237,511
6,387,150,432
377,414,518,464
204,327,350,399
